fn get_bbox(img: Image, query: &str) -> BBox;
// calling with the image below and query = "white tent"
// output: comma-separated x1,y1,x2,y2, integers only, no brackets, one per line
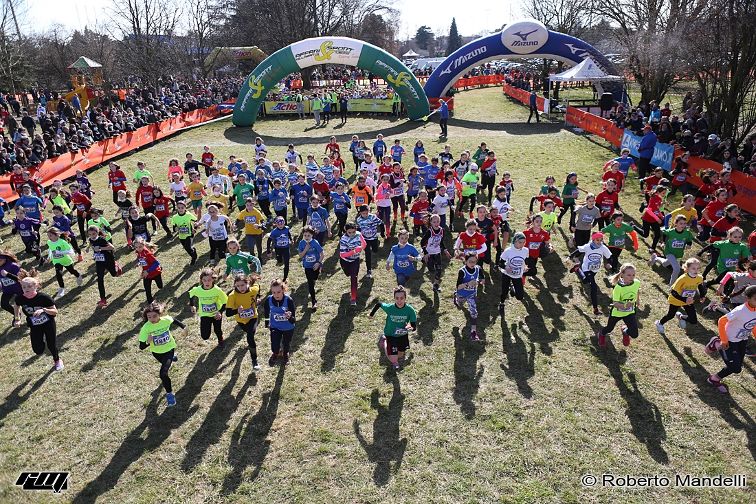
402,49,420,59
549,57,622,82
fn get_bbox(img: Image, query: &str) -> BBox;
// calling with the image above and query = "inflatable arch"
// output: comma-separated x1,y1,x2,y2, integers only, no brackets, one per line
232,36,430,127
425,19,625,101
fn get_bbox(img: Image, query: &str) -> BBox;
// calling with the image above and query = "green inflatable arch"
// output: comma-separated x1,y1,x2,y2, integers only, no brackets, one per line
232,36,430,127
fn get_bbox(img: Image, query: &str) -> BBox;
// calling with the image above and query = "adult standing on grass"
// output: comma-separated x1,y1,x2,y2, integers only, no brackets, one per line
527,90,539,124
312,93,323,127
438,99,449,138
637,124,657,180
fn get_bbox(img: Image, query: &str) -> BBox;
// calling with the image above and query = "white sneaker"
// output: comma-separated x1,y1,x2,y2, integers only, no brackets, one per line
648,253,658,266
54,288,65,300
675,311,687,330
568,237,575,249
76,275,83,287
654,320,665,335
54,359,64,371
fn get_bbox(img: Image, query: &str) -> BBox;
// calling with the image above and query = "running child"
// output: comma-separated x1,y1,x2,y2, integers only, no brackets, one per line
233,173,254,213
46,227,83,300
266,217,293,281
237,197,265,257
196,204,233,264
523,215,551,279
189,268,228,346
569,232,612,315
369,286,417,371
262,279,296,366
297,226,324,310
51,205,82,262
151,187,175,235
454,252,485,341
651,215,694,285
331,182,351,236
420,214,453,292
409,190,430,237
138,302,186,407
126,206,159,246
0,251,27,325
187,171,207,218
88,225,122,308
86,208,113,242
601,213,639,273
306,195,331,245
375,174,393,238
339,223,367,305
387,229,421,286
13,275,63,371
655,257,702,334
698,227,749,296
224,238,262,281
356,205,384,278
270,179,289,222
558,172,586,227
226,273,261,369
596,263,641,348
135,176,157,232
12,207,43,265
169,201,198,264
570,194,600,248
457,164,480,219
455,219,487,260
595,179,621,228
69,182,93,237
498,232,529,315
134,237,163,304
108,162,128,204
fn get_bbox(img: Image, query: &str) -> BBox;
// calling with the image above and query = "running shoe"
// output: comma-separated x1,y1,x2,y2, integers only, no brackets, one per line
76,275,83,287
569,263,580,274
654,320,665,335
311,301,317,312
469,330,480,342
217,336,225,347
54,287,65,300
593,307,600,316
282,353,290,365
707,375,729,394
172,354,178,362
675,311,687,330
115,262,123,276
622,326,630,347
647,252,657,266
704,336,720,357
166,392,177,407
53,359,64,372
392,363,401,371
97,299,108,308
433,283,440,292
76,254,84,263
366,270,373,279
252,361,261,370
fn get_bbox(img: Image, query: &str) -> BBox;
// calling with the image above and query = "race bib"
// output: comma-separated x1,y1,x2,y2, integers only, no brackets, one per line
273,313,288,322
152,331,170,346
30,313,49,325
93,252,105,262
600,204,612,213
52,250,65,259
156,204,165,212
20,230,30,237
613,238,625,247
581,214,594,223
245,216,257,224
201,303,216,313
397,260,410,268
137,258,148,267
529,242,541,250
725,258,738,268
178,225,190,235
671,240,685,249
77,204,86,211
239,307,255,319
681,289,696,298
394,327,408,336
588,260,601,272
211,229,226,240
0,277,14,287
675,174,686,182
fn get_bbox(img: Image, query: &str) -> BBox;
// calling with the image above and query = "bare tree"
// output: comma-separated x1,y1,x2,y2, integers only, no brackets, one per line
181,0,223,77
0,0,31,92
682,0,756,144
109,0,182,88
592,0,706,104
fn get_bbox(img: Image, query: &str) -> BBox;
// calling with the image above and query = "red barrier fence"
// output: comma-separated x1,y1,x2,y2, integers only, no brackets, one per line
565,106,623,145
502,84,544,111
453,74,505,89
428,96,455,112
1,105,226,203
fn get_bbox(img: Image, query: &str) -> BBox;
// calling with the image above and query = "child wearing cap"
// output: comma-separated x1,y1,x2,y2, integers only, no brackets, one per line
569,232,612,315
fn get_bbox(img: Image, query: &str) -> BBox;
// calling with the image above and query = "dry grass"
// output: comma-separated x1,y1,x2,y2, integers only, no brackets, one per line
0,88,752,504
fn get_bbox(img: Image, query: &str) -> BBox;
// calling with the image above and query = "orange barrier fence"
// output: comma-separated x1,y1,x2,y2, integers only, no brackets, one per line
428,96,455,112
1,105,225,203
453,74,505,89
502,84,544,111
565,106,623,145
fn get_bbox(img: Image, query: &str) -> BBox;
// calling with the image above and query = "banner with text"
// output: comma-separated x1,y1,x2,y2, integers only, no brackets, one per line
264,101,311,114
620,130,674,171
347,98,394,113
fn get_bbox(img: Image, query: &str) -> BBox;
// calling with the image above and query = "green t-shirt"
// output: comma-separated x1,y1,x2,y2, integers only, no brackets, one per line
538,211,557,232
561,183,579,204
139,316,176,353
189,285,228,317
225,252,262,276
662,228,693,259
47,238,74,266
134,168,152,183
233,183,254,205
170,212,197,239
601,222,634,249
380,302,417,337
51,195,72,215
87,216,112,240
611,280,640,318
312,98,323,111
540,185,560,197
461,171,479,197
714,240,749,273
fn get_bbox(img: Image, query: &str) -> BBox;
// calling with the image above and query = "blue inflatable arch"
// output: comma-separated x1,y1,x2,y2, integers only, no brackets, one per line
424,19,625,101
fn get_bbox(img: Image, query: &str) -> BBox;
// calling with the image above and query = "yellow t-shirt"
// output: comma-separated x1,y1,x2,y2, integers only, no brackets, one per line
218,167,231,177
188,182,205,202
207,194,230,214
670,206,697,224
538,211,558,232
668,273,703,307
237,208,265,235
227,284,260,324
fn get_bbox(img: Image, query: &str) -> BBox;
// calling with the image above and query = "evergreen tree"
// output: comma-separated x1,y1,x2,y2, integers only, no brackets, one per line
446,18,462,56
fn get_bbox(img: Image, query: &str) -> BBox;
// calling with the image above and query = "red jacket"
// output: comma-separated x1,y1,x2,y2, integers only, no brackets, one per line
109,170,128,192
524,228,550,258
596,190,619,218
152,196,172,219
136,248,162,279
410,199,430,225
136,185,155,209
70,192,92,216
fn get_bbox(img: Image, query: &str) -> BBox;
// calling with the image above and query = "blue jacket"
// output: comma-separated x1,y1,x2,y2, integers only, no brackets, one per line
638,131,657,159
529,92,537,107
439,102,449,119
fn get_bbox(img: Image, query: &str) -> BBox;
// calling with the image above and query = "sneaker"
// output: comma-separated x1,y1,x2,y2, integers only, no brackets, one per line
172,354,178,362
252,362,261,370
53,359,64,372
311,302,317,312
433,283,440,292
115,262,123,276
282,353,290,365
675,311,687,330
469,330,480,342
392,363,401,371
569,263,580,274
707,375,729,394
648,252,658,266
655,320,665,335
622,326,630,347
593,307,600,316
76,253,84,263
97,299,108,308
190,253,197,266
704,336,721,357
597,330,606,348
567,237,575,249
76,275,83,287
54,287,65,300
366,270,373,279
350,300,357,306
217,336,225,347
166,392,176,407
268,353,277,367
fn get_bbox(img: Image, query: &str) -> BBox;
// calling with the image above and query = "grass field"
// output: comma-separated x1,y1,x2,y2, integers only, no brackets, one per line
0,87,753,504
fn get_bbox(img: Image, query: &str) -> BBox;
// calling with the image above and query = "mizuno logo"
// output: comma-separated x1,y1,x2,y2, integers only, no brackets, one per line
513,29,537,41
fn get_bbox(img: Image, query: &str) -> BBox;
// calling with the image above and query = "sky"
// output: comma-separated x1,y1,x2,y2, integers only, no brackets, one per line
24,0,519,37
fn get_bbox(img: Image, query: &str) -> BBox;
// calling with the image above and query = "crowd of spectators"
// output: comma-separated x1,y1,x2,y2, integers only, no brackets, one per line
0,76,242,174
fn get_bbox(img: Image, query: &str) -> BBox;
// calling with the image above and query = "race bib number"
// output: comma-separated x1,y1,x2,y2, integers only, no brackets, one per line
30,313,49,325
397,260,410,269
20,230,31,238
52,250,65,259
671,240,685,249
239,307,255,319
276,237,289,248
0,277,14,287
137,258,148,267
601,204,612,213
156,204,165,212
152,331,170,346
725,258,738,268
245,216,257,225
211,229,226,240
581,214,594,223
613,238,625,247
178,225,190,236
201,303,216,313
675,174,686,182
93,252,105,262
681,289,696,298
529,242,541,250
273,313,288,322
394,327,408,336
77,204,86,211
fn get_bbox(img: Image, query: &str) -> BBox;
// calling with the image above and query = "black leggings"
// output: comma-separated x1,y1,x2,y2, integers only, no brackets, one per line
391,195,407,217
158,216,172,235
480,174,496,204
271,328,294,354
180,237,198,261
717,340,748,379
457,194,476,214
77,212,90,237
607,248,623,272
523,256,539,277
304,267,320,304
702,249,720,279
576,269,599,309
378,206,391,231
54,263,81,288
144,275,163,303
152,350,174,393
209,238,227,261
258,200,271,219
200,316,223,341
601,313,639,338
274,247,291,280
240,320,259,363
364,239,379,271
659,303,698,325
574,229,591,247
558,203,576,228
95,259,118,299
1,291,16,316
30,320,58,360
500,274,524,302
335,213,348,236
22,238,41,261
634,221,661,250
67,234,81,254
